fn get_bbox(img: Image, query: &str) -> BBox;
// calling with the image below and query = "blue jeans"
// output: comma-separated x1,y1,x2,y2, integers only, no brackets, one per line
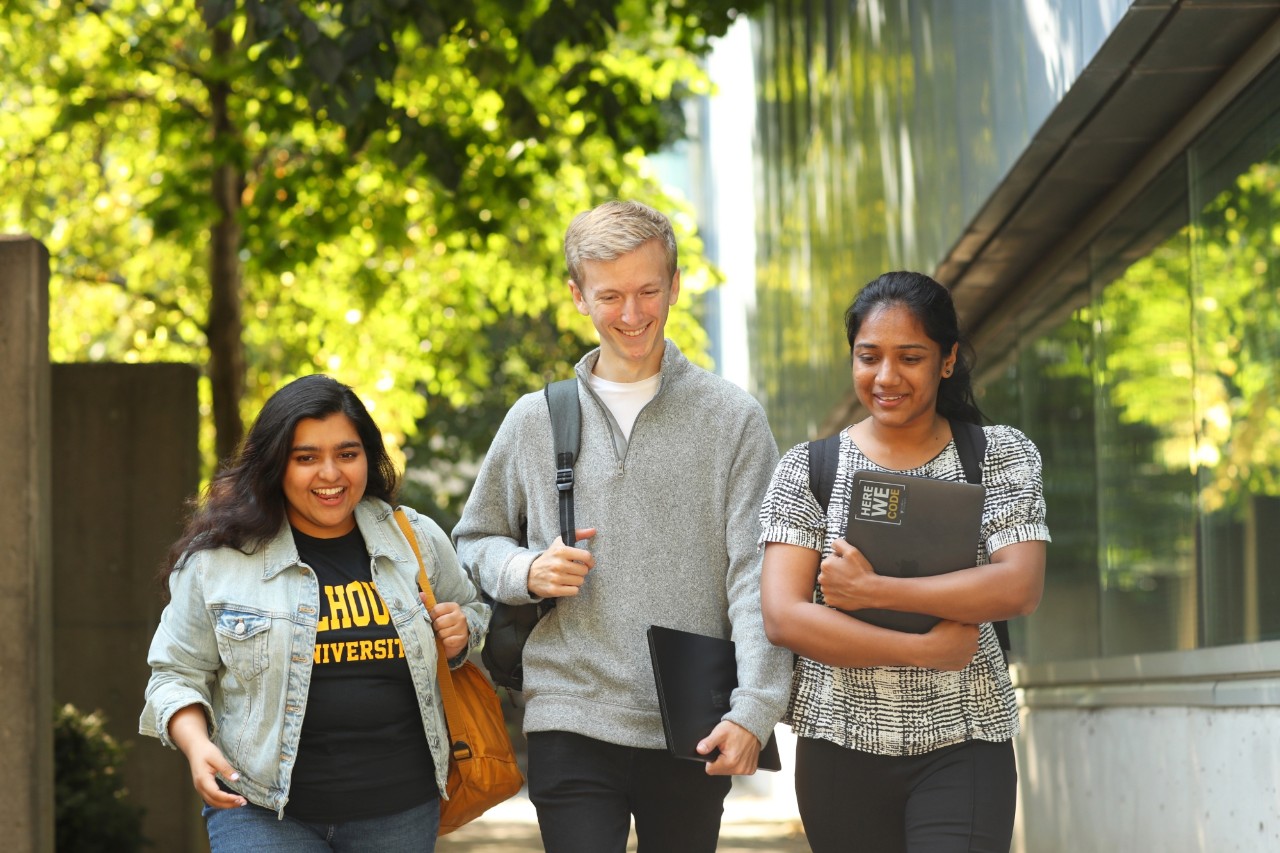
204,798,440,853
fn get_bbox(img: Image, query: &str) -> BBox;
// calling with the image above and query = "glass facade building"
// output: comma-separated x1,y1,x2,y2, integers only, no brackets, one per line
986,72,1280,661
750,0,1131,445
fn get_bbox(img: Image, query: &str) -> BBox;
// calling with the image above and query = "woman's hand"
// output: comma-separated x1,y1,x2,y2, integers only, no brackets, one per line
914,619,980,671
817,538,881,611
168,705,246,810
426,599,469,659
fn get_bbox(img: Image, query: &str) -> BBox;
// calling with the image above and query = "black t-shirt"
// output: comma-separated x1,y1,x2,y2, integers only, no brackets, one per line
285,525,438,821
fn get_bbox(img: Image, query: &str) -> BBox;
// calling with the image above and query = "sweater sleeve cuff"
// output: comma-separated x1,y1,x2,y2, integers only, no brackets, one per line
725,695,784,748
496,549,541,604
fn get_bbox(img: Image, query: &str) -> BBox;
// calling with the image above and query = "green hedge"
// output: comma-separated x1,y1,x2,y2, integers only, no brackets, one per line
54,704,147,852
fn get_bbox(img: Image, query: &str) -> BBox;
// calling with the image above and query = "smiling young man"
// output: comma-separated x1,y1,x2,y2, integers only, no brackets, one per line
454,201,791,853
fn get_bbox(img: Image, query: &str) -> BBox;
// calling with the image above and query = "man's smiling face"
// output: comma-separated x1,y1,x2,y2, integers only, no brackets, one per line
569,238,680,383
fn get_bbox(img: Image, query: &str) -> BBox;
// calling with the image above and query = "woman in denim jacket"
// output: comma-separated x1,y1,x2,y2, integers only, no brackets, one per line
139,374,488,852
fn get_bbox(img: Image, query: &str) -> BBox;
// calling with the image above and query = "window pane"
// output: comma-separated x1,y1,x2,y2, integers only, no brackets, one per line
981,302,1102,664
1189,76,1280,647
1091,215,1198,656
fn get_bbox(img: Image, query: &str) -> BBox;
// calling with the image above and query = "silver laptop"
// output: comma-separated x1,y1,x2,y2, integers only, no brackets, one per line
841,469,985,633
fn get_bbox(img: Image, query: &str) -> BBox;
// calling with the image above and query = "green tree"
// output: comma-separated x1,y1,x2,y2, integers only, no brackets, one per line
0,0,760,472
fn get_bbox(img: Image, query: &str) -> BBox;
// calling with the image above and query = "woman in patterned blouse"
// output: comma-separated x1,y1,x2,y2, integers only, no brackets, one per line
759,271,1050,853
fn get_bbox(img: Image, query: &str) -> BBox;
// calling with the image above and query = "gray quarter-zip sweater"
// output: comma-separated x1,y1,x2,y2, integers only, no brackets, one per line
454,341,791,749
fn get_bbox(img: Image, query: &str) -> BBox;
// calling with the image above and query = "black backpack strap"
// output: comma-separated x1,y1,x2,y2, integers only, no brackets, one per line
807,433,842,512
950,419,987,486
991,614,1012,655
544,379,581,547
950,420,1010,655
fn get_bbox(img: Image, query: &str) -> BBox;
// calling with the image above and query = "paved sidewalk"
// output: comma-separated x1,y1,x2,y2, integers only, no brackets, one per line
437,791,809,852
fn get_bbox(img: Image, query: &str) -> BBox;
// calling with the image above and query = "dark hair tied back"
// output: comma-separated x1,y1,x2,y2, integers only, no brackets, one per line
844,271,986,425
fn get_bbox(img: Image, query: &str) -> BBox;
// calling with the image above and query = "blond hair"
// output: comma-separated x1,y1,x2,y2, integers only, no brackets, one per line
563,200,678,286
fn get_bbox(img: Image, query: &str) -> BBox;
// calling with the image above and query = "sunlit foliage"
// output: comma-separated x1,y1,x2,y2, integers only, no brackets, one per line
0,0,758,514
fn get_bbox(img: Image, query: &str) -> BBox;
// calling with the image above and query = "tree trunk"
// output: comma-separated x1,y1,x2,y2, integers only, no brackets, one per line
207,22,245,466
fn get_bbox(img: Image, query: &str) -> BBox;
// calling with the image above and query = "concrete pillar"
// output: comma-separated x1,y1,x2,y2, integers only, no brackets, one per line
0,235,54,853
51,363,205,852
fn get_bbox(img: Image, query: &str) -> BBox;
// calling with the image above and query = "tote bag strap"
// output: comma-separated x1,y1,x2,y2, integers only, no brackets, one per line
393,508,472,761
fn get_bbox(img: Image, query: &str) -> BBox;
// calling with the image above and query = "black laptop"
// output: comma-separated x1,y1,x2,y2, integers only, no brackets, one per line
841,469,985,633
646,625,782,771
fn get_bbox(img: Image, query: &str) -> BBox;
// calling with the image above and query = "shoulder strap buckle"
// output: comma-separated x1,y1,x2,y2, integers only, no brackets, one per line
545,380,581,545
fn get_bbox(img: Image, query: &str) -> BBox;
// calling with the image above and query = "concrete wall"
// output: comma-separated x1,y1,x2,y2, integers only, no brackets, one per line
1011,644,1280,852
0,236,54,852
50,363,206,851
1014,704,1280,852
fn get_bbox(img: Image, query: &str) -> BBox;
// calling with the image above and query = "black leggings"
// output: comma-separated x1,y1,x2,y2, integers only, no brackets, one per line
795,736,1017,853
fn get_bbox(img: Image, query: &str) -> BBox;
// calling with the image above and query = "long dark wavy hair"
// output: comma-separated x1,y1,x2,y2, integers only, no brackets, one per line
844,271,987,425
161,375,400,585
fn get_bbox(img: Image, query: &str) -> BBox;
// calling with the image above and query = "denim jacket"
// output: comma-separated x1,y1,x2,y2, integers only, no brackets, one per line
139,499,488,816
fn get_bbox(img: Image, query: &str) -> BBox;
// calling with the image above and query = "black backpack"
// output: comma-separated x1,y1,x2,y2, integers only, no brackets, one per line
480,379,580,691
807,421,1011,656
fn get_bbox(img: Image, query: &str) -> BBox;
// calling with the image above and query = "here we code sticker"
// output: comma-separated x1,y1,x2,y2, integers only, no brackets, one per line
853,479,906,524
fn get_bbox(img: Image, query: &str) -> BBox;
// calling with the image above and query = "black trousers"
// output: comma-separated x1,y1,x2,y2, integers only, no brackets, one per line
795,736,1017,853
526,730,733,853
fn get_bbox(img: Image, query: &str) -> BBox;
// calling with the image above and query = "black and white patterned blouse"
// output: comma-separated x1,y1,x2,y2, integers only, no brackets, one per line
759,424,1050,756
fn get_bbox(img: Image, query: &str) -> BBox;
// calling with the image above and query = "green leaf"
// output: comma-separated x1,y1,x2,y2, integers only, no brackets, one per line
306,36,345,85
